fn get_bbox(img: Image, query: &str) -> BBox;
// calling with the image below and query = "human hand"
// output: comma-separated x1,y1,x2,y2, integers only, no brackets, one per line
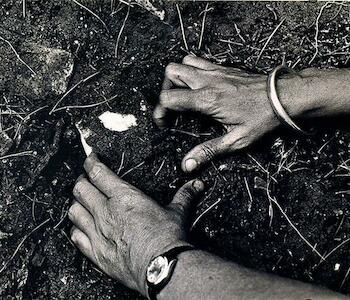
153,55,306,173
68,154,204,296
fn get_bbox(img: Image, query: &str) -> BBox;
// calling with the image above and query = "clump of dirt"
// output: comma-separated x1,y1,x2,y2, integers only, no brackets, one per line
0,1,349,299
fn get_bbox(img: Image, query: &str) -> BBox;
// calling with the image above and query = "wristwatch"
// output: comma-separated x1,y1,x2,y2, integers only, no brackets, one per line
145,245,195,300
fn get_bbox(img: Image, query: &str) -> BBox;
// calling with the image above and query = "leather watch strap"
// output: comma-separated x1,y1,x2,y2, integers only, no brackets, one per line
147,245,195,300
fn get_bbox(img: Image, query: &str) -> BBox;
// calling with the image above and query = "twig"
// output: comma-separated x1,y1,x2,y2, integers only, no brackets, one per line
341,266,350,289
53,210,69,229
176,4,189,51
234,23,246,43
0,218,50,274
248,154,277,183
323,237,350,262
23,0,26,18
336,190,350,195
317,136,335,154
0,35,36,75
117,152,125,175
309,2,332,65
191,198,222,230
198,3,210,50
24,194,37,224
115,4,130,58
24,105,48,121
197,178,218,207
266,184,325,260
14,105,48,141
155,159,166,176
255,18,285,64
49,71,100,114
53,93,118,112
170,128,200,138
120,161,145,178
71,0,109,33
0,150,35,161
244,177,253,212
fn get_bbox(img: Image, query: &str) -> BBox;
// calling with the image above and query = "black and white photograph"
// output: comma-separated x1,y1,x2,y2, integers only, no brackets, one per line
0,0,350,299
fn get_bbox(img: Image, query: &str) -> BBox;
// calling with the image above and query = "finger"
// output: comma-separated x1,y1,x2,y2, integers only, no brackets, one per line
168,179,205,217
153,104,168,129
68,201,96,237
71,226,95,261
153,88,216,128
182,54,225,71
84,154,124,198
160,88,214,113
73,176,108,214
162,63,205,90
181,135,236,173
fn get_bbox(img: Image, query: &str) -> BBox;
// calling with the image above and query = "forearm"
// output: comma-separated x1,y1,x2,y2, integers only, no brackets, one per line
159,250,348,300
279,68,350,119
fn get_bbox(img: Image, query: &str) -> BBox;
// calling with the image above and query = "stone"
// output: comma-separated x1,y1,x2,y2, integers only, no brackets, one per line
0,42,74,100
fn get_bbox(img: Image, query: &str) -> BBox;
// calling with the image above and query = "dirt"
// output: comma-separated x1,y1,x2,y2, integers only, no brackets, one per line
0,1,349,299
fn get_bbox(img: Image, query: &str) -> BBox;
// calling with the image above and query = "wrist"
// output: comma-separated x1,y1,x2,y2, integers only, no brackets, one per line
276,70,319,120
131,234,192,296
277,68,350,120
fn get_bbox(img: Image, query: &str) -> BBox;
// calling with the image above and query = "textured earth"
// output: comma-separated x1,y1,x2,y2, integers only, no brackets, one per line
0,1,349,299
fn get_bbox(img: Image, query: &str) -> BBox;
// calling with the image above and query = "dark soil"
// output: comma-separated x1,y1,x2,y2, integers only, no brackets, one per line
0,1,349,299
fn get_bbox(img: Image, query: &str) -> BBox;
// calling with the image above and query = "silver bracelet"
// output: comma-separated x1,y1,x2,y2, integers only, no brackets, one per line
267,65,311,135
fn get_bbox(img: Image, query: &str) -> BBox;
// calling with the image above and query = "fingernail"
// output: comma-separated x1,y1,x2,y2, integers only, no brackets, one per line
185,158,197,172
193,179,204,192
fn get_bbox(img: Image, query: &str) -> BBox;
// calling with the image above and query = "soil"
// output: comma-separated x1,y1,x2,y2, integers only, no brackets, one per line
0,1,350,299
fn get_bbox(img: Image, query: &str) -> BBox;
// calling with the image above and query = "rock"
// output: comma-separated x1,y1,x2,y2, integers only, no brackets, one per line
0,132,13,156
0,42,74,100
135,0,165,20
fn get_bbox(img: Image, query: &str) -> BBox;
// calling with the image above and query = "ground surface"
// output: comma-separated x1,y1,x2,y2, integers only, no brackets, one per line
0,1,350,299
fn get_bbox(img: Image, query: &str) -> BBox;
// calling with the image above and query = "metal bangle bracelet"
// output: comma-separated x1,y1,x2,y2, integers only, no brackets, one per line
267,65,311,135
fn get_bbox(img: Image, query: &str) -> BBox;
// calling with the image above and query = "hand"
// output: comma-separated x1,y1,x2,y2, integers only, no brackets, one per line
68,154,204,296
153,55,306,173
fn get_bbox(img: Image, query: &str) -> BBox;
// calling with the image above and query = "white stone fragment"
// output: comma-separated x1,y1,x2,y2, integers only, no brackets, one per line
98,111,137,132
334,263,340,271
76,122,93,156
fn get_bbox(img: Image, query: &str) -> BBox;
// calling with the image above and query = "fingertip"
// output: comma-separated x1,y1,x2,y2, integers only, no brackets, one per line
182,158,198,173
153,105,167,129
182,54,196,64
192,179,204,193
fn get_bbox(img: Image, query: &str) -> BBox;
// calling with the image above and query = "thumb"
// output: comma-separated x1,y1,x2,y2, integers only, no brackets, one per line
181,136,232,173
168,179,205,217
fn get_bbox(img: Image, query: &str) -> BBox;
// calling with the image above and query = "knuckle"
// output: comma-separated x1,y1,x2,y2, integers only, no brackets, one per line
181,183,195,198
165,63,176,76
231,135,250,150
70,228,80,242
207,69,225,79
200,88,218,107
73,182,82,198
200,143,216,160
68,204,78,219
182,54,193,64
89,163,104,180
159,90,169,106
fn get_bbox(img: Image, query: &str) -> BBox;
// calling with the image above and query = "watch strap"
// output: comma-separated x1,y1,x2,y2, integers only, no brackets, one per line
147,245,195,300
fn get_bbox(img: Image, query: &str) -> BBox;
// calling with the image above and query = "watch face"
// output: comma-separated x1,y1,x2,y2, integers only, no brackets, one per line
147,256,171,285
